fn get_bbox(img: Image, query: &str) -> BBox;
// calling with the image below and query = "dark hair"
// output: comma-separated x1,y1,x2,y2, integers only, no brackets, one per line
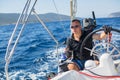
72,19,81,25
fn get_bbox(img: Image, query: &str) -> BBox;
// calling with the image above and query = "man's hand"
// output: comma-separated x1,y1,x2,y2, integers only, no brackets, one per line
65,48,73,58
93,26,112,40
65,50,73,58
103,25,112,34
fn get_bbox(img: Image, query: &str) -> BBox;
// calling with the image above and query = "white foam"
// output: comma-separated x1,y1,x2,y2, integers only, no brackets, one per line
29,73,37,80
2,47,65,79
47,47,65,59
5,70,47,80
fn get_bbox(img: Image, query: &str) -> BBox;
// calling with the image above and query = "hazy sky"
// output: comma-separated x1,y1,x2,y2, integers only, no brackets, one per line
0,0,120,18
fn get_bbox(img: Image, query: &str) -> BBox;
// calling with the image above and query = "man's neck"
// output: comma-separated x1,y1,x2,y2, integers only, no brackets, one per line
74,32,82,41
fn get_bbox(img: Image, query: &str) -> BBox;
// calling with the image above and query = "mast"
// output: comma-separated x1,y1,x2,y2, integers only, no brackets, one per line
70,0,77,22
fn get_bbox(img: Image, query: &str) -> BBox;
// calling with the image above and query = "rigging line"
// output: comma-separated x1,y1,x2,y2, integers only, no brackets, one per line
52,0,67,36
5,1,38,80
5,0,31,61
33,10,59,72
7,0,38,63
22,0,31,23
33,10,59,45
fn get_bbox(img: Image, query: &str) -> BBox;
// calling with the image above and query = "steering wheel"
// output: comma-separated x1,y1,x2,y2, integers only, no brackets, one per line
80,28,120,61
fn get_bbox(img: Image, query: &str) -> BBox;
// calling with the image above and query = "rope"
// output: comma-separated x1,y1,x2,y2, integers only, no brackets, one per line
52,0,67,37
109,33,112,43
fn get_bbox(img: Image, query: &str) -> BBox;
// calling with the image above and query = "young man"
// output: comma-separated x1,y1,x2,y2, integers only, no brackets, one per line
65,19,110,71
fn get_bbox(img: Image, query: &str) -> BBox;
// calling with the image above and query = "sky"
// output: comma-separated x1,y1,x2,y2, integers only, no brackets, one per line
0,0,120,18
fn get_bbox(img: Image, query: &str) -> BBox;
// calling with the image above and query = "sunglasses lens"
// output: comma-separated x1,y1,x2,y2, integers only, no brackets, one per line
71,25,79,28
71,26,74,28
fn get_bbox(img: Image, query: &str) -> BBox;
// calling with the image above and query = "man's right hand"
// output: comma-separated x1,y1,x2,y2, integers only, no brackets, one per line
65,48,73,58
103,25,112,34
65,50,73,58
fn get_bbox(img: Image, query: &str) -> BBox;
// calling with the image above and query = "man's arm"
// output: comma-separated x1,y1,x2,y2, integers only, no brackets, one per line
92,26,111,40
65,38,73,58
92,32,106,40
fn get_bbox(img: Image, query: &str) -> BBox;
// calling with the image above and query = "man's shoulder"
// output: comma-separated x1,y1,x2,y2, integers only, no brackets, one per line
67,37,72,42
82,29,92,34
66,36,75,44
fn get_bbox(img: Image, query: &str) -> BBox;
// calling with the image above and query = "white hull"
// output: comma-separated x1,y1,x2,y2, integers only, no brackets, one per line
52,70,120,80
52,54,120,80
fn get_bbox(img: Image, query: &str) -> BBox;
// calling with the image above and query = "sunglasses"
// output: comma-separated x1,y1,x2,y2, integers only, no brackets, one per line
71,25,80,28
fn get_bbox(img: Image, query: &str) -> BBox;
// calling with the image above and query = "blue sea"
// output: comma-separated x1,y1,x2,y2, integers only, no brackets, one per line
0,17,120,80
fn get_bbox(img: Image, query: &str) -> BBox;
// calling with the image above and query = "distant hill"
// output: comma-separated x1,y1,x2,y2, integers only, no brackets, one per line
0,13,19,25
108,12,120,18
0,13,71,25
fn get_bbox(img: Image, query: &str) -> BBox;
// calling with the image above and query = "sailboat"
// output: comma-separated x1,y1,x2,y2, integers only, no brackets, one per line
4,0,120,80
51,28,120,80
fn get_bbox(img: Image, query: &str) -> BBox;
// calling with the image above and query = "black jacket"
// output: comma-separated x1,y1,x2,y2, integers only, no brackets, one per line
66,30,94,60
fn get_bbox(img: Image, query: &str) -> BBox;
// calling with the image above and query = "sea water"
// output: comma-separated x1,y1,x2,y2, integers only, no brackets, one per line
0,18,120,80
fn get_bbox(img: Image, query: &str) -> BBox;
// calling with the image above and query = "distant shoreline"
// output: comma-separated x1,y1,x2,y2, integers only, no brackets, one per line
0,12,120,26
0,20,71,26
1,17,120,26
0,13,71,26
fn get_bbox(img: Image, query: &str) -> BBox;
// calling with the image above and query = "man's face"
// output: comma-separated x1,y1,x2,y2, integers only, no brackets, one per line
71,21,81,34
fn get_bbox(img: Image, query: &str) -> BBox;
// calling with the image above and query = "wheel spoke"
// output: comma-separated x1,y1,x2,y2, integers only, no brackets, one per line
84,47,100,56
80,28,120,61
110,47,116,55
107,42,110,53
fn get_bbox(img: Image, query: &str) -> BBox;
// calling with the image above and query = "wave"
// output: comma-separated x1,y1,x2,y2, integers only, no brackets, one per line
0,18,120,79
